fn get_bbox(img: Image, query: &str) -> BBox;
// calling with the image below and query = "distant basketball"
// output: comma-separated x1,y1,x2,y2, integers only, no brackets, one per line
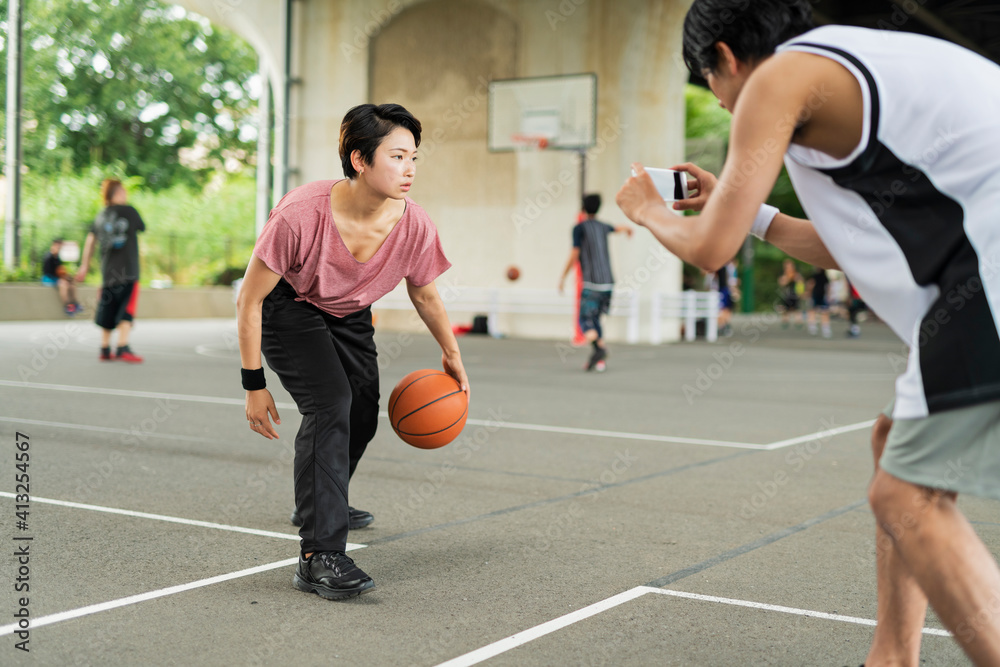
507,266,520,281
388,369,468,449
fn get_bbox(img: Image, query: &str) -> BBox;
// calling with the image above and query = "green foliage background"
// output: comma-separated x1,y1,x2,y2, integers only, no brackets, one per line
16,165,256,285
1,0,258,188
0,0,260,285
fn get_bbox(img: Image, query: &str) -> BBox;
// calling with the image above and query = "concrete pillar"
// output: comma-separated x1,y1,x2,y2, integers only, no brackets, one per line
598,0,692,343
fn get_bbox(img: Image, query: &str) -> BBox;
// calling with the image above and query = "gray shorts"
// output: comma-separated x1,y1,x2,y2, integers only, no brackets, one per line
879,398,1000,499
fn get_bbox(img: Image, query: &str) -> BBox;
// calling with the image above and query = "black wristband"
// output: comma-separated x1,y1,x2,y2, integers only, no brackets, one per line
241,367,266,391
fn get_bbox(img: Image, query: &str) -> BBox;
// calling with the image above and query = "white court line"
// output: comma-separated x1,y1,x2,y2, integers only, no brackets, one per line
0,557,298,637
0,379,872,451
435,586,950,666
461,418,771,450
0,379,297,409
644,588,951,636
434,587,651,667
0,416,217,444
763,419,877,450
0,492,365,550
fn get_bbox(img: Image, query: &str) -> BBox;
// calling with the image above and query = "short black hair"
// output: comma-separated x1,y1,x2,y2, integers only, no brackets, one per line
339,103,422,179
582,193,602,216
682,0,815,75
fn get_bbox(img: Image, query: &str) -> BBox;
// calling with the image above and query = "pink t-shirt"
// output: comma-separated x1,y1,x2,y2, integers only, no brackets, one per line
253,180,451,317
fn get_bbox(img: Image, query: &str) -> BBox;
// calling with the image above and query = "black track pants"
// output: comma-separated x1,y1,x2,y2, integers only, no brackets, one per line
260,279,379,554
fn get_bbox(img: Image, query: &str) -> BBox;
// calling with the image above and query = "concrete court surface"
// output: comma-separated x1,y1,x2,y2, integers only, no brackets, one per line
0,313,993,666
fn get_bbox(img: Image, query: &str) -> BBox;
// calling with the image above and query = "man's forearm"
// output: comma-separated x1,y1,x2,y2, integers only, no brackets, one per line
763,213,839,269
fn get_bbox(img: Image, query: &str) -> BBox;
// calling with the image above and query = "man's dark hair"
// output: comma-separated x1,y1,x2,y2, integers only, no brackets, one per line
682,0,815,75
582,193,602,216
339,103,422,179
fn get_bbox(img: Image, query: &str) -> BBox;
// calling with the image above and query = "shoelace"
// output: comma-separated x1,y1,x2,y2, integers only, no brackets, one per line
318,552,357,576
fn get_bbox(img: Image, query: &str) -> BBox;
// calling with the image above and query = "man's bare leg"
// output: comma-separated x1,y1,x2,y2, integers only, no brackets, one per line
869,466,1000,665
116,320,132,348
865,414,928,666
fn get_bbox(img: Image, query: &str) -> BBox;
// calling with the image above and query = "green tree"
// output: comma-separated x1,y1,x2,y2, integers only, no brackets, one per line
0,0,260,188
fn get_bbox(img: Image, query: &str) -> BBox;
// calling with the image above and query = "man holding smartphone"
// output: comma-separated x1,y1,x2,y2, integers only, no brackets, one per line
617,1,1000,664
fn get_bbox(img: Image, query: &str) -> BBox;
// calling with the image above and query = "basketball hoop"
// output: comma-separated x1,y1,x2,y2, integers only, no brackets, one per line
510,134,550,150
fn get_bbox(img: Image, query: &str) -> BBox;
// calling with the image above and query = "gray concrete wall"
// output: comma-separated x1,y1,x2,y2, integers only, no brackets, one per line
0,285,236,322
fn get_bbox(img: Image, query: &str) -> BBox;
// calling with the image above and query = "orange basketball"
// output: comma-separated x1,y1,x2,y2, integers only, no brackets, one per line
507,266,520,281
388,369,468,449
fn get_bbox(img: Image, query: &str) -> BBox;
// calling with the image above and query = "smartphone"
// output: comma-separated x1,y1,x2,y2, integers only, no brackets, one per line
633,167,689,201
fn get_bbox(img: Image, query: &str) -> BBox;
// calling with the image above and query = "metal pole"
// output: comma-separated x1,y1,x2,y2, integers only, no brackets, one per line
255,56,272,238
741,235,755,313
4,0,24,269
282,0,294,198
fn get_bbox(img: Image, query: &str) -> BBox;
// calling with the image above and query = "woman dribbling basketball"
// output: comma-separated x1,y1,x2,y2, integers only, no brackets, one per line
236,103,469,600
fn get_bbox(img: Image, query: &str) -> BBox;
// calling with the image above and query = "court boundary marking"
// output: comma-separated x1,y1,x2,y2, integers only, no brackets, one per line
0,557,299,637
0,492,308,542
0,493,364,637
0,380,875,451
434,586,950,667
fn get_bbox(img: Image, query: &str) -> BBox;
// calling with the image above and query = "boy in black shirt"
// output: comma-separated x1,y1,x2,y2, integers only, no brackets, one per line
41,238,82,316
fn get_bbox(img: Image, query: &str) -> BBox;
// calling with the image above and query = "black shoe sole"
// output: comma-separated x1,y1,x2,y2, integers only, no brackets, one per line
293,572,374,600
290,509,374,530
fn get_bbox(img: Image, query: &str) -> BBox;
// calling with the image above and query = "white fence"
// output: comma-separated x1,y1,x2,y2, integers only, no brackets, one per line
373,286,641,343
650,290,720,344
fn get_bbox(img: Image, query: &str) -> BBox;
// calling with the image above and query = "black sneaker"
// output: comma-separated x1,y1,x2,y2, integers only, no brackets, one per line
293,551,374,600
290,506,375,530
347,507,374,529
585,346,607,371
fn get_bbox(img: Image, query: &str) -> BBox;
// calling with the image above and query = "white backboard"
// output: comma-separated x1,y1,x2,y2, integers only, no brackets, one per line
488,73,597,152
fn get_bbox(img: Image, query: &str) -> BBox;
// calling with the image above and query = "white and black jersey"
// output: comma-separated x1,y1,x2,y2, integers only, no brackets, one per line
777,26,1000,419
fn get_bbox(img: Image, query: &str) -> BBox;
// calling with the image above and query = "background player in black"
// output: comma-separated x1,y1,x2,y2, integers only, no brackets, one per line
776,258,804,328
77,179,146,363
805,267,831,338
